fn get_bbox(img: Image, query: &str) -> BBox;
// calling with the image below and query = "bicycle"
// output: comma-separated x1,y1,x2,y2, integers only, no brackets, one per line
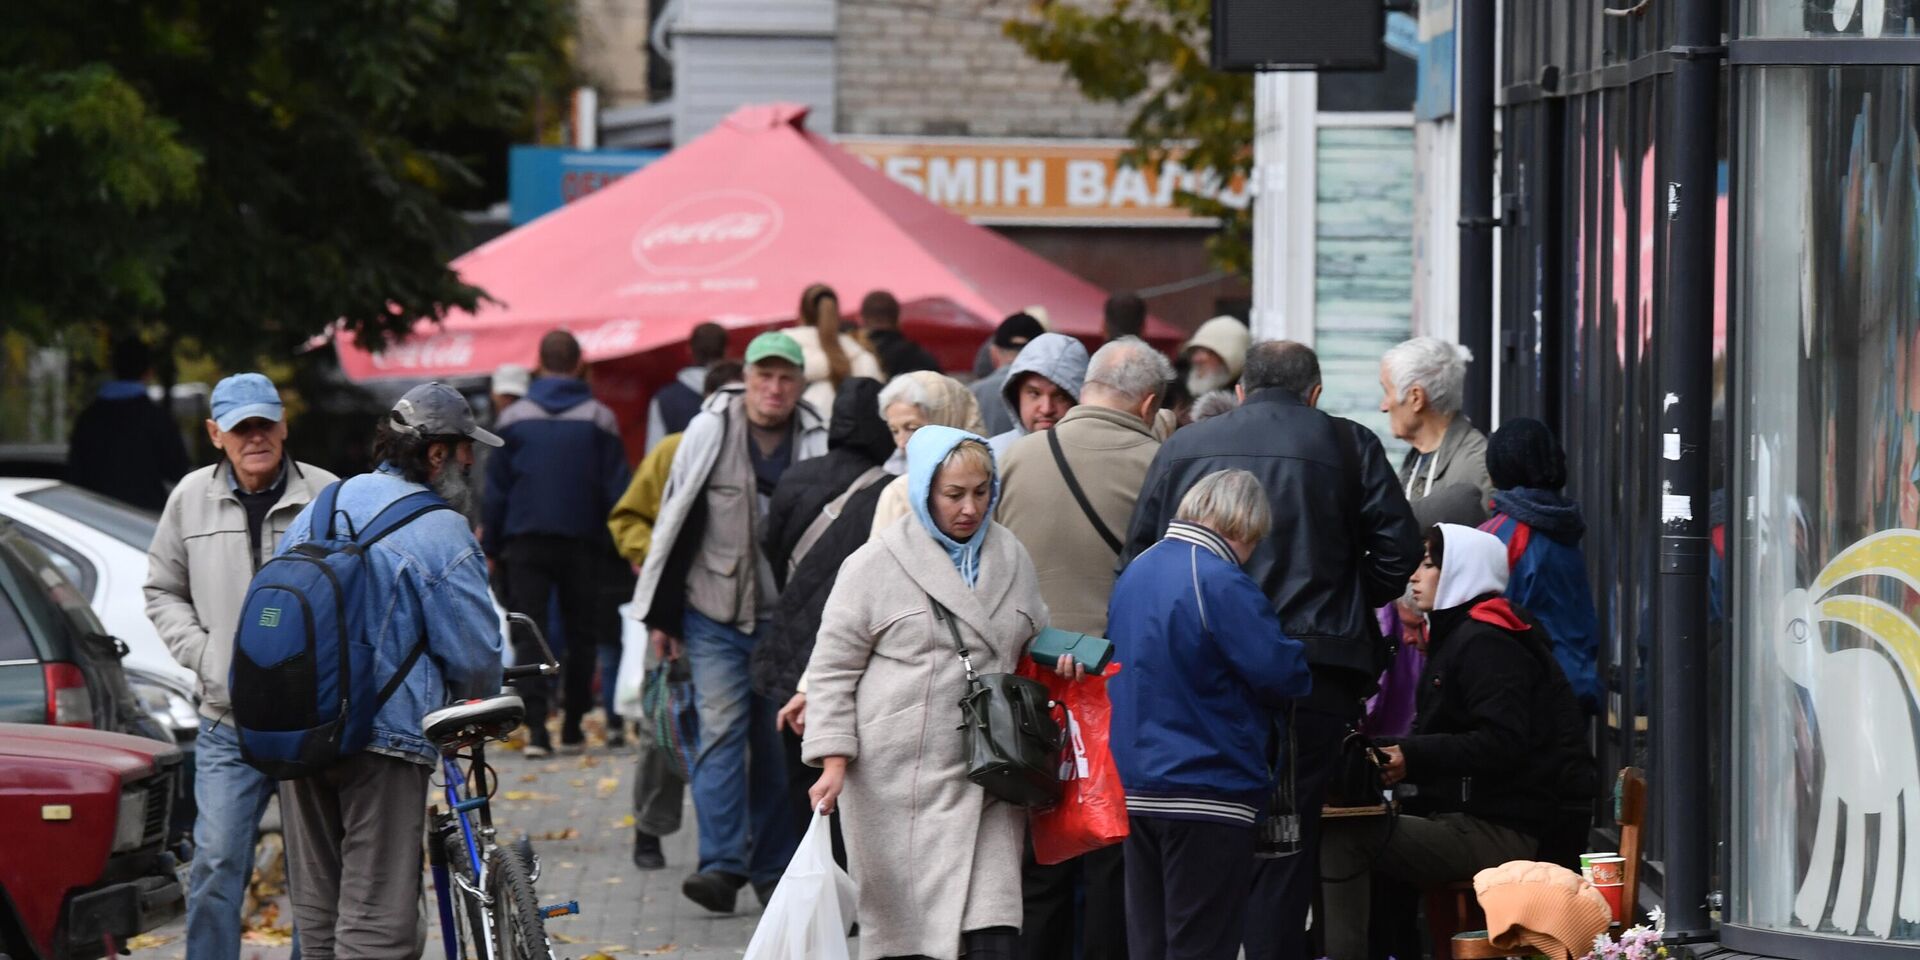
423,613,583,960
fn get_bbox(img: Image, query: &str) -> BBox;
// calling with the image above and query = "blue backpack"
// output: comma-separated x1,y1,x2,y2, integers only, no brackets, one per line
230,482,450,779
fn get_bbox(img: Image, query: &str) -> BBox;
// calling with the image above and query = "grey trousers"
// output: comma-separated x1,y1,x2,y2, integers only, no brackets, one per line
281,753,432,960
1320,812,1538,960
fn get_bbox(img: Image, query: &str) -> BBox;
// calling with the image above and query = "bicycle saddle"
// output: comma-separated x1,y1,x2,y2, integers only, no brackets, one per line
424,694,526,753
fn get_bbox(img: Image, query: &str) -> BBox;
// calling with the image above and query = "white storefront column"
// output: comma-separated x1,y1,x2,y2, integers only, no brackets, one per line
1249,71,1318,345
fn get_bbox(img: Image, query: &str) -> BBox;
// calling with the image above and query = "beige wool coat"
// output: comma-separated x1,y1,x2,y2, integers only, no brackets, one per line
802,514,1049,960
995,404,1159,636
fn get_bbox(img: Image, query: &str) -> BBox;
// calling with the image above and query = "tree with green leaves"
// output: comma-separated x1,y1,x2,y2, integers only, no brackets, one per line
1005,0,1252,274
1,0,574,363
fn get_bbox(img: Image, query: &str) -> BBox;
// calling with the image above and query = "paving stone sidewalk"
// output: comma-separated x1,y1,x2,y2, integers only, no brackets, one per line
129,736,766,960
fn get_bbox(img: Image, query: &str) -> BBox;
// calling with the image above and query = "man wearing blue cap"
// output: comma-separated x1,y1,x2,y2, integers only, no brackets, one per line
145,372,339,960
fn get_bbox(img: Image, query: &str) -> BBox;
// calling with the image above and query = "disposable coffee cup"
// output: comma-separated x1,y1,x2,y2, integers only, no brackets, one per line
1595,880,1625,923
1588,855,1626,886
1580,851,1619,881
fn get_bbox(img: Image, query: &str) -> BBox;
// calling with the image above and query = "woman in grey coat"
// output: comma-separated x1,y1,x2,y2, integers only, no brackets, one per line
803,424,1071,960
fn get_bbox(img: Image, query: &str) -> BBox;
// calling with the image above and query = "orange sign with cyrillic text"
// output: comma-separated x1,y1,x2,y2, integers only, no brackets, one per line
835,137,1247,225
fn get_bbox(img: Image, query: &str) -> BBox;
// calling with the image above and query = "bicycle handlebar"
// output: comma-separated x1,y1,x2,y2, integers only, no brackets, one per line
502,662,558,681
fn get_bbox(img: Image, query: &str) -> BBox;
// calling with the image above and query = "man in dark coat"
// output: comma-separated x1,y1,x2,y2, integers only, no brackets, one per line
1123,340,1420,960
67,337,191,511
483,329,633,755
753,377,895,700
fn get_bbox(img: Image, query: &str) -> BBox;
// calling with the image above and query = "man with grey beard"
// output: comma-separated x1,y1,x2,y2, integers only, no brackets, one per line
274,382,504,959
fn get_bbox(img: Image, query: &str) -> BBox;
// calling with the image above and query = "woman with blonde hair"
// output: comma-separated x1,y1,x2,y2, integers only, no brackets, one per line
788,283,883,414
803,425,1076,960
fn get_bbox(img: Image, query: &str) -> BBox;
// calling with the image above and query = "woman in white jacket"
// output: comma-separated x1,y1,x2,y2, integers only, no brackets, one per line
788,283,883,414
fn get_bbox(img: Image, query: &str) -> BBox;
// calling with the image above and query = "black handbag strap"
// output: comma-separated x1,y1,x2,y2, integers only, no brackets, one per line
931,598,978,683
1047,427,1123,554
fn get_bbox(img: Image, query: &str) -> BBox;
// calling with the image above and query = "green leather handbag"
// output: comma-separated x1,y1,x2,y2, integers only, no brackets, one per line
932,598,1063,808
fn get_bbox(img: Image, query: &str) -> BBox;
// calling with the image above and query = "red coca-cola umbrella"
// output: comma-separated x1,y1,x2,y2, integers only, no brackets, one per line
336,102,1178,391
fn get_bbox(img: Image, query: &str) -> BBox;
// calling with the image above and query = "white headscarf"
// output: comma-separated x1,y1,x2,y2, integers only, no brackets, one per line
1432,523,1510,611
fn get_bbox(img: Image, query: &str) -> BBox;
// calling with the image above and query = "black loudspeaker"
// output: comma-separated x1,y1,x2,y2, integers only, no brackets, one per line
1211,0,1385,72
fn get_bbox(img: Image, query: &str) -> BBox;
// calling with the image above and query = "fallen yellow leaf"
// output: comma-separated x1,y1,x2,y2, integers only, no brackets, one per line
125,933,176,950
502,791,556,801
550,932,585,944
533,827,580,841
518,773,538,783
595,777,620,797
612,814,636,829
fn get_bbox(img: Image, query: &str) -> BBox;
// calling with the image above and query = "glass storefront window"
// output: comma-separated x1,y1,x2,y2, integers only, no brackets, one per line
1732,64,1920,946
1742,0,1920,38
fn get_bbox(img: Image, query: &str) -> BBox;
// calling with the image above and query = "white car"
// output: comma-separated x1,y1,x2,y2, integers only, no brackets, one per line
0,479,198,735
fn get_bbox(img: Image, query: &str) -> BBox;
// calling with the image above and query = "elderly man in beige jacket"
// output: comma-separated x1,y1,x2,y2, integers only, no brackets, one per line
144,372,337,960
995,335,1174,960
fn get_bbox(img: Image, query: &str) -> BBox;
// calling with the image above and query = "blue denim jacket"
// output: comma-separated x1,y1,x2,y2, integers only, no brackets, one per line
278,465,504,764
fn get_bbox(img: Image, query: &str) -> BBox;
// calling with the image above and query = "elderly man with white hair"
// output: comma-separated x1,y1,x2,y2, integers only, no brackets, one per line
996,335,1173,960
1379,337,1493,503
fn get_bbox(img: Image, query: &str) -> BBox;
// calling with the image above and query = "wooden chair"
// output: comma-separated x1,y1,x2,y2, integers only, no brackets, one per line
1428,767,1648,959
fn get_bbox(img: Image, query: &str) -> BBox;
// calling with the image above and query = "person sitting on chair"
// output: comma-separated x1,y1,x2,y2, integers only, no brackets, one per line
1319,523,1593,960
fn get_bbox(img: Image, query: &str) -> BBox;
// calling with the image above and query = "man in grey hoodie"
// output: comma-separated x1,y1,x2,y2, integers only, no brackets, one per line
987,332,1089,460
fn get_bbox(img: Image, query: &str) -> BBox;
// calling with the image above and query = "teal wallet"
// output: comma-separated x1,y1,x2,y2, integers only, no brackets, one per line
1028,627,1114,673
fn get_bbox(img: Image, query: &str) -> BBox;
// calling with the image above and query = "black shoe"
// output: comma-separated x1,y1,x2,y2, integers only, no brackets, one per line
681,870,745,913
605,725,628,750
558,726,586,756
632,832,666,871
754,879,778,908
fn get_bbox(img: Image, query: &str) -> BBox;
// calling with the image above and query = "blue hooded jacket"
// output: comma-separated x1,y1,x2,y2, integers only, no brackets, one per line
1107,521,1312,824
1481,487,1602,712
482,376,632,556
905,425,998,587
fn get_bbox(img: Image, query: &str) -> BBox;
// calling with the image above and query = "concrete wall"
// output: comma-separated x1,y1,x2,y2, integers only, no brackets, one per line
835,0,1133,138
576,0,655,109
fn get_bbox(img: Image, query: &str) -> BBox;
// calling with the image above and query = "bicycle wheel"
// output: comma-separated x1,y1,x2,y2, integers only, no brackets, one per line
444,830,493,960
486,845,552,960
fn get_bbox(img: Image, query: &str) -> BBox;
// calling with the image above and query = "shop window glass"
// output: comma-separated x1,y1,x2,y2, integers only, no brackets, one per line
1742,0,1920,38
1733,65,1920,944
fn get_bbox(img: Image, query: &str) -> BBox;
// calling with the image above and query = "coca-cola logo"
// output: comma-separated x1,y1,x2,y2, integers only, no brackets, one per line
632,190,783,275
367,333,475,372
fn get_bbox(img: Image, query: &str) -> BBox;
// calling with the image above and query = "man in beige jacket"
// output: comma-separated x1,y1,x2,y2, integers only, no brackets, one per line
144,372,338,960
996,336,1174,960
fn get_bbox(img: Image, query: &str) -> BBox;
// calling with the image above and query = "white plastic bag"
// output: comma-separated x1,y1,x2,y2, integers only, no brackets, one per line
743,811,859,960
613,602,649,719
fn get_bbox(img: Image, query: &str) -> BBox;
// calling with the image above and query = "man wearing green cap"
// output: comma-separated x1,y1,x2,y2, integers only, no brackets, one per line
627,329,827,913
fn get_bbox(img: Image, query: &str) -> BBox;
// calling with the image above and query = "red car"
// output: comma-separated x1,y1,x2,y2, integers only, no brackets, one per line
0,724,184,960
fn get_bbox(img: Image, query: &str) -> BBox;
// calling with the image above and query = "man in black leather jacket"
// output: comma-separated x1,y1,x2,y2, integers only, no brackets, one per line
1123,340,1421,960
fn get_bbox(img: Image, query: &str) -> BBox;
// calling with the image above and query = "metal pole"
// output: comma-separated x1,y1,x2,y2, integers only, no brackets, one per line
1658,0,1723,939
1455,0,1495,427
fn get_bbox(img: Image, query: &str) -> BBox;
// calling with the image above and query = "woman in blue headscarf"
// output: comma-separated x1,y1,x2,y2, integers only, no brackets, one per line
800,425,1063,960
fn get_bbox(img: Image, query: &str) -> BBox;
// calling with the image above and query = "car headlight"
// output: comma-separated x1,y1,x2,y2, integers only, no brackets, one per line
113,788,149,853
127,671,199,736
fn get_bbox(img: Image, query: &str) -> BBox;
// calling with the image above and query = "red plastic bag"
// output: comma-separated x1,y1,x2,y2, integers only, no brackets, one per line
1019,661,1129,865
